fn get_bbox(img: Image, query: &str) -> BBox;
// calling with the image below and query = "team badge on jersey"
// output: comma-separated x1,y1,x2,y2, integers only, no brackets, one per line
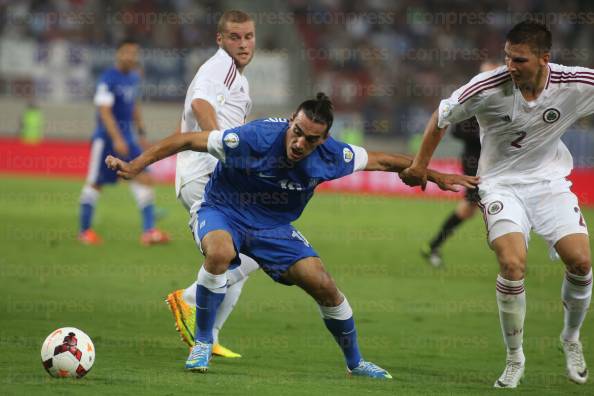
487,201,504,215
224,133,239,148
542,108,560,123
343,147,354,163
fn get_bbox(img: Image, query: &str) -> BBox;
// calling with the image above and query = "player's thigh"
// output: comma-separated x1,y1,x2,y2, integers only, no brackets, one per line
133,171,153,185
86,138,118,186
479,190,530,249
282,257,342,306
530,182,589,260
491,232,528,280
193,206,244,265
555,233,591,275
456,197,478,219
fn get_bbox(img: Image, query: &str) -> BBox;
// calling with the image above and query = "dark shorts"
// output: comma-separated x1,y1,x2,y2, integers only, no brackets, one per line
85,137,143,185
462,154,479,203
194,205,319,285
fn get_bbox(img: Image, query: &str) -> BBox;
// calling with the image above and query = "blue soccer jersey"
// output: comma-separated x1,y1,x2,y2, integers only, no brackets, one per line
202,118,366,228
92,67,140,142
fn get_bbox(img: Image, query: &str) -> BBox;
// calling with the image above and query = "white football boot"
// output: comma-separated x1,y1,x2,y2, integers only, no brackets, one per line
560,336,588,384
494,356,525,388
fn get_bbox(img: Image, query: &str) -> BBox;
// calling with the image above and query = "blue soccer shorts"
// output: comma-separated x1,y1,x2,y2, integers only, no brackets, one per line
194,204,319,285
85,137,143,185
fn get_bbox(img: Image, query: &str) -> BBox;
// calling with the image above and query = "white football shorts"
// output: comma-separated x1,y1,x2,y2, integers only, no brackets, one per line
478,178,588,259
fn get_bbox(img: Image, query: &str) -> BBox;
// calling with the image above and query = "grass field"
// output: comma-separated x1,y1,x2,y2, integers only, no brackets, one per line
1,175,593,395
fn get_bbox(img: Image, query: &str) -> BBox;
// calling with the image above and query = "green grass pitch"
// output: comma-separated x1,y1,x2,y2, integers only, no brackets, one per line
0,175,592,395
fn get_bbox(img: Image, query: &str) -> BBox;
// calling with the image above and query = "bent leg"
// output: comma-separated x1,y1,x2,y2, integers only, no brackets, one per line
194,230,235,343
283,257,361,369
491,231,527,362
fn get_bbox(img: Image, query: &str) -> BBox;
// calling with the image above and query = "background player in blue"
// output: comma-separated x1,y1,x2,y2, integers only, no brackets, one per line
79,39,169,245
106,93,478,378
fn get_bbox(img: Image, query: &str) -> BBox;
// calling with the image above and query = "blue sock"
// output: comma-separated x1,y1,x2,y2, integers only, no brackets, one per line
80,203,94,232
141,204,155,232
195,285,225,344
323,317,362,370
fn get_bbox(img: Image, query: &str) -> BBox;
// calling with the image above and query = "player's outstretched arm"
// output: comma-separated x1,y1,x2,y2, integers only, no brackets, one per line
364,151,478,192
105,131,212,179
400,110,447,190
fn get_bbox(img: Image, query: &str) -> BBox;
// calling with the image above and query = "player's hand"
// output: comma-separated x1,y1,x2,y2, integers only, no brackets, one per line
400,166,428,190
433,173,480,192
105,155,140,180
113,137,130,157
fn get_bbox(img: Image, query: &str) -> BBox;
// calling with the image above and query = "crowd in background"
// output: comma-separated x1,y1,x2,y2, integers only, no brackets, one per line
1,0,592,137
290,0,593,135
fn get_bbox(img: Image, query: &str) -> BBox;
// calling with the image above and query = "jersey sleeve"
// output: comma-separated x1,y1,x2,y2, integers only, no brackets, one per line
437,68,509,128
320,138,361,180
351,145,369,172
438,81,483,128
93,72,115,107
573,66,594,117
189,59,235,112
206,130,224,160
215,121,263,168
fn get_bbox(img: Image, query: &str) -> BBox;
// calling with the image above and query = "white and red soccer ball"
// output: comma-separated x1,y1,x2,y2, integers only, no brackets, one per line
41,327,95,378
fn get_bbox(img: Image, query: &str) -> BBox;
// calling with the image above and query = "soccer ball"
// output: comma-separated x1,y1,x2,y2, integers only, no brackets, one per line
41,327,95,378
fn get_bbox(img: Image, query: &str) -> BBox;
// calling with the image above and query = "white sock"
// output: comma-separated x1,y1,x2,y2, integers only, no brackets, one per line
182,282,197,305
213,277,248,344
80,185,100,205
197,266,227,293
318,294,352,320
496,275,526,362
129,181,154,209
183,253,258,305
561,270,592,342
227,254,259,285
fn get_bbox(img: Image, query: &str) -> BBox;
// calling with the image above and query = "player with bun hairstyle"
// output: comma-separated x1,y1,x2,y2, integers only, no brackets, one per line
106,93,477,377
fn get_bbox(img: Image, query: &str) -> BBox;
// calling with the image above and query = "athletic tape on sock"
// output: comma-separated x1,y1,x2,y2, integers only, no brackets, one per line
197,266,227,293
319,295,353,320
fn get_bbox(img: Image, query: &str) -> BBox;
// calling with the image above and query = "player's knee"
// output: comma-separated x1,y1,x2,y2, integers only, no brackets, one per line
565,252,591,276
204,244,236,269
314,272,341,306
498,253,526,280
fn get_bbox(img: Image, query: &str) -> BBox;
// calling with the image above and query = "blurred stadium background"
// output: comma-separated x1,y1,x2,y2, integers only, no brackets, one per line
1,1,593,394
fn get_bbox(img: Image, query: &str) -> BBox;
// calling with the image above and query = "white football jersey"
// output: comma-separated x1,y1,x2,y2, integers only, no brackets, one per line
438,63,594,187
175,48,252,196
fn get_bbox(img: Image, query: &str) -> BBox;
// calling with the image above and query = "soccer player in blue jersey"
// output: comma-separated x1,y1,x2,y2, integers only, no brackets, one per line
106,93,477,378
79,39,169,245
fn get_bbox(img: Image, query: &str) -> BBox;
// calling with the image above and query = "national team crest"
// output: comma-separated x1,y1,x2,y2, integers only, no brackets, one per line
224,133,239,148
343,147,354,163
542,108,560,123
487,201,504,215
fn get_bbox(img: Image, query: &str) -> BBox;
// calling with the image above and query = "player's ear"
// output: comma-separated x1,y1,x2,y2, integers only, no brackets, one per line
541,51,550,65
290,112,296,122
216,32,223,46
